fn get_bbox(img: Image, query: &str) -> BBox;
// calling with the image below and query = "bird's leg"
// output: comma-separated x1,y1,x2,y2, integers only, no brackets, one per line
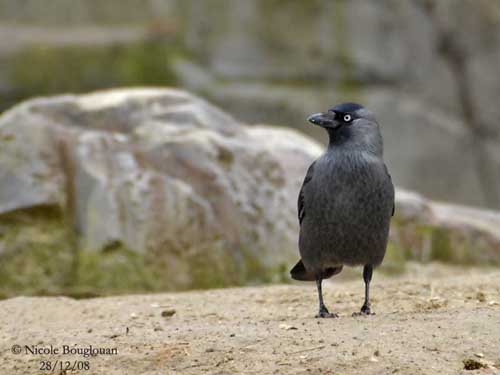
315,277,338,318
361,265,373,314
353,265,374,316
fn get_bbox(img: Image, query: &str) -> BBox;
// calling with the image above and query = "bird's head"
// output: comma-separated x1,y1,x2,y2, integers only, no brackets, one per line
307,102,374,130
307,102,383,155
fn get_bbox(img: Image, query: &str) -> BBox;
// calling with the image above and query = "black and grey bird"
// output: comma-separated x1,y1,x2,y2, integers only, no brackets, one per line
291,103,394,318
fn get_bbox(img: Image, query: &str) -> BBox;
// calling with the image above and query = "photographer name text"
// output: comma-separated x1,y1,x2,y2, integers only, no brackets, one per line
13,344,118,358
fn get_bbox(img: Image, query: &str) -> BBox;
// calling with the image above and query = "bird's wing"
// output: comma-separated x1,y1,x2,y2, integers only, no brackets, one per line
384,164,395,217
298,161,316,224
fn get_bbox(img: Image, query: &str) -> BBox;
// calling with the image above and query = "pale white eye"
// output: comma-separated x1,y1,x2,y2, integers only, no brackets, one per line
343,114,352,122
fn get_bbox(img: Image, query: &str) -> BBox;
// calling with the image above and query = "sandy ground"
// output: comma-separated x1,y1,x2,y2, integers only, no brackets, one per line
1,264,499,375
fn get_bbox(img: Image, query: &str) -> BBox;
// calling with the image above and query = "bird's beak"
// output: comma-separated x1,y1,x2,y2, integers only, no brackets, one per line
307,112,340,129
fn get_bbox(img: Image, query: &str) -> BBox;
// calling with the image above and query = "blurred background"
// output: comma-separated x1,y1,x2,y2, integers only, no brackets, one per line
0,0,499,297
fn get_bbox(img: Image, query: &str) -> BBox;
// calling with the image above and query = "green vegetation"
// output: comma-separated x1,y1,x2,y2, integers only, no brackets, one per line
380,242,407,275
1,38,181,112
0,206,72,298
0,206,179,298
0,206,288,298
430,227,453,263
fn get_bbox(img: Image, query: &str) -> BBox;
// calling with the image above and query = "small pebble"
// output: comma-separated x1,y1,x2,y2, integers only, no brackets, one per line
476,292,486,302
463,358,486,371
279,324,298,330
161,308,176,317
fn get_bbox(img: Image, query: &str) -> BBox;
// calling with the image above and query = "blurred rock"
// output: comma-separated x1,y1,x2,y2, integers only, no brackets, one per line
175,0,500,210
1,0,499,209
0,88,321,290
392,189,500,265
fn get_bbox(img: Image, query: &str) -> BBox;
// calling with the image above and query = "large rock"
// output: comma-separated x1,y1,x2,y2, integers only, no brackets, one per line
0,88,321,290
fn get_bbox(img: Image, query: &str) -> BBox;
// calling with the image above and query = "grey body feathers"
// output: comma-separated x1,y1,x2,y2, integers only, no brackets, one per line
296,115,394,279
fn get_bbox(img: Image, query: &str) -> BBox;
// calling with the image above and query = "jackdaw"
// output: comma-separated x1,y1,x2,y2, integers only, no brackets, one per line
290,103,394,318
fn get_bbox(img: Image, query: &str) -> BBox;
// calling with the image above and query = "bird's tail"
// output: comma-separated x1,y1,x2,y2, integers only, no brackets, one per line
290,260,342,281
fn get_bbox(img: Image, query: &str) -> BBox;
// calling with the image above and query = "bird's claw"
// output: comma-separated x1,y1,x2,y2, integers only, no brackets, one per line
352,305,374,317
315,307,339,318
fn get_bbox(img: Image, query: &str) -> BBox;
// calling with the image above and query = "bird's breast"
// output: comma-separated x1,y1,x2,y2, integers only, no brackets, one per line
305,155,393,224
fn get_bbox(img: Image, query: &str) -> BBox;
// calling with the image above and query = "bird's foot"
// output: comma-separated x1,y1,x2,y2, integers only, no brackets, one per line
352,305,374,317
315,306,338,319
